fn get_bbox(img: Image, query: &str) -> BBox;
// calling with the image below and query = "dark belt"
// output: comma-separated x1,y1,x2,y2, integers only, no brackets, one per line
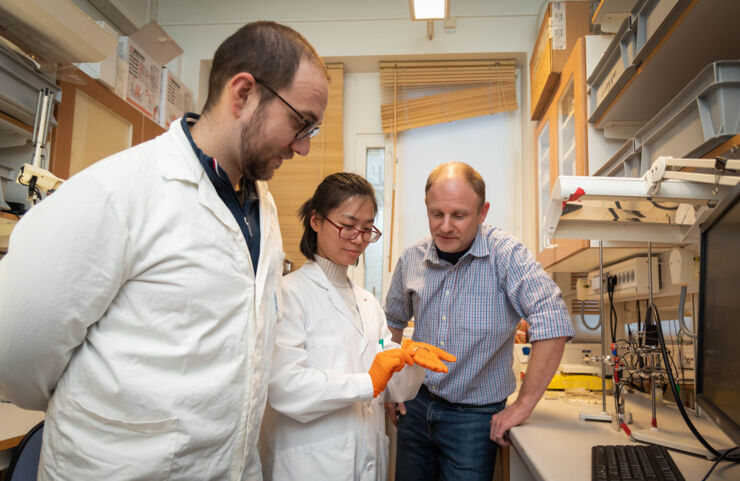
419,384,505,410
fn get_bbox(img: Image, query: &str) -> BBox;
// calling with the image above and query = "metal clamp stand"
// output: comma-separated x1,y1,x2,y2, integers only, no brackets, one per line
16,89,63,204
629,241,711,457
579,240,612,422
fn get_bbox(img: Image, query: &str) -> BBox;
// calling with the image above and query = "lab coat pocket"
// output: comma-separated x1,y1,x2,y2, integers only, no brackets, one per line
271,432,356,481
49,396,179,480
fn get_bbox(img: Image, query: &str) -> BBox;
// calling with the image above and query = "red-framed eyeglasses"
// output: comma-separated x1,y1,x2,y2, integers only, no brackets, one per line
324,218,382,243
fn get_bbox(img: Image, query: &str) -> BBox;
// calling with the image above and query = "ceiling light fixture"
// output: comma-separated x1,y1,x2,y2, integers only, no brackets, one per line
409,0,450,21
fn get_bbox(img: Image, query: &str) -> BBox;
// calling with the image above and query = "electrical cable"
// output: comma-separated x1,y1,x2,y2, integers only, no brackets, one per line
650,201,679,211
652,302,740,462
676,322,686,401
701,447,738,481
677,285,697,338
580,303,600,330
607,276,618,343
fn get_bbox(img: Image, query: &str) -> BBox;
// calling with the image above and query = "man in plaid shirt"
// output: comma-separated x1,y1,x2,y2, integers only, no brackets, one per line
385,162,575,481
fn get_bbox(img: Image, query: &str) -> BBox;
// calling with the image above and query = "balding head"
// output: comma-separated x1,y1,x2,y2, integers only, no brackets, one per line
425,162,486,208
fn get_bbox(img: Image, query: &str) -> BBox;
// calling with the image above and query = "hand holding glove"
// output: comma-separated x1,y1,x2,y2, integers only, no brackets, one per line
402,339,457,373
368,348,414,397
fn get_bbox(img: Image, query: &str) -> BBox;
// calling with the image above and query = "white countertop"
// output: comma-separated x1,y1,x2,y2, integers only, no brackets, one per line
0,402,44,449
508,391,740,481
0,402,44,469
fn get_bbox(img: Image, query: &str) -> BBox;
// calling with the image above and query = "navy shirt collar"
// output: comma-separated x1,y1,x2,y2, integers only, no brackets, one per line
180,112,261,272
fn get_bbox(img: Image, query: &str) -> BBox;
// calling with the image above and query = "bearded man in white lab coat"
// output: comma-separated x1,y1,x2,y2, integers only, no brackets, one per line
0,21,329,480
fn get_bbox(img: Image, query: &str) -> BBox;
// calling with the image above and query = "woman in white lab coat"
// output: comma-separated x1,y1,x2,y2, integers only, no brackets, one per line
260,173,454,481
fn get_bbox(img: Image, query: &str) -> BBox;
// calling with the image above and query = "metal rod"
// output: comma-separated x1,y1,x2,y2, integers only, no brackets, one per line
647,241,657,428
647,242,653,307
31,89,53,168
651,371,657,427
599,240,607,412
43,89,54,170
31,90,43,144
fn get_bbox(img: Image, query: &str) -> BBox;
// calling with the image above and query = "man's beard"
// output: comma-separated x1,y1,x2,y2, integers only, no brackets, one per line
238,107,292,181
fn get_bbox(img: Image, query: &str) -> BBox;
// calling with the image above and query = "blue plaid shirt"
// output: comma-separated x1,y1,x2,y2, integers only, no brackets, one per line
385,225,575,405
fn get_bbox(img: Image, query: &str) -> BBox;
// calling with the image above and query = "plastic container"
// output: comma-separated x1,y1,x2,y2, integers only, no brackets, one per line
593,138,642,178
563,376,592,398
635,60,740,174
631,0,690,64
588,16,639,122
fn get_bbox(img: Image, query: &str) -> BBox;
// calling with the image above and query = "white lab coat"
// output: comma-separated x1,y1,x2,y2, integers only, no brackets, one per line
259,261,422,481
0,119,284,480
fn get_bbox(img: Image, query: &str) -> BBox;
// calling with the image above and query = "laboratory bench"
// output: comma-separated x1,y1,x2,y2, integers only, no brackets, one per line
507,390,739,480
0,402,44,471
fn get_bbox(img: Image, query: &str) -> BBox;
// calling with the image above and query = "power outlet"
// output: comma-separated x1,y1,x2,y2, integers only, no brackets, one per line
587,256,660,300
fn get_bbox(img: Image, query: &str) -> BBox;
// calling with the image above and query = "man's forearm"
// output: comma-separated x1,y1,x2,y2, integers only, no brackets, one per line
515,337,566,410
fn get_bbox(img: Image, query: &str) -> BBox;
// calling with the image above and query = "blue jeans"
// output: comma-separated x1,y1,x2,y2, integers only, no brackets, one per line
395,385,507,481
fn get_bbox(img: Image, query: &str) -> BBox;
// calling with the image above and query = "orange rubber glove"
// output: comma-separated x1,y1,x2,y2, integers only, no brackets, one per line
402,339,457,373
368,348,414,397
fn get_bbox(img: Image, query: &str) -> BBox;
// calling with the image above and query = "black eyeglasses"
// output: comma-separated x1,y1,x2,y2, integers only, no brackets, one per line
254,77,321,140
324,218,382,243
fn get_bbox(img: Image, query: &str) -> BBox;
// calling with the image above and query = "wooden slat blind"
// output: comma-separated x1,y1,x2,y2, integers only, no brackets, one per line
379,60,518,134
268,63,344,270
379,60,517,88
381,81,517,133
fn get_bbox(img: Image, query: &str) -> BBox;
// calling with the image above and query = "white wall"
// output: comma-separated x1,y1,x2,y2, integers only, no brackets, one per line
396,109,522,250
157,0,543,103
155,0,545,253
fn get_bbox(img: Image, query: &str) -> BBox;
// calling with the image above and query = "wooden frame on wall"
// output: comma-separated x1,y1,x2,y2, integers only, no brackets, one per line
51,66,164,179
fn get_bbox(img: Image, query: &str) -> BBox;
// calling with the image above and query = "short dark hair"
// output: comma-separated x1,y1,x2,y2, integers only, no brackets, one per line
202,21,328,115
299,173,378,261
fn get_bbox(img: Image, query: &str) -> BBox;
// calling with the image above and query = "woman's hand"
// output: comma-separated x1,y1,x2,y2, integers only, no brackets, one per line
401,339,456,373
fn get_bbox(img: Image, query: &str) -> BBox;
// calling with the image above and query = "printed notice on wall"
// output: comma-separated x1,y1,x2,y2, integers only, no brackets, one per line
550,2,566,50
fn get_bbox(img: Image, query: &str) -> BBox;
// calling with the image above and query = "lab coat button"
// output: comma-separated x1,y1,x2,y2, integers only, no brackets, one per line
367,462,375,471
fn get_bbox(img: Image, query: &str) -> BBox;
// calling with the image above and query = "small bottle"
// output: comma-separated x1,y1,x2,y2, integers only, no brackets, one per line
520,346,531,379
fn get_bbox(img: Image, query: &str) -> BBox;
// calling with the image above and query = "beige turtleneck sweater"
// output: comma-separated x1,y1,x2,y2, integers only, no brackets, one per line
314,255,361,320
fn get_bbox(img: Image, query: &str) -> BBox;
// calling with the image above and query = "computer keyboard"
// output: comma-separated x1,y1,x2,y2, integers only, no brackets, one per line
592,444,685,481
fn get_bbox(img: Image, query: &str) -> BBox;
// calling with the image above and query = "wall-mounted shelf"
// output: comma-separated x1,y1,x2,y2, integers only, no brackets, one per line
0,111,32,149
544,160,739,245
592,0,638,33
0,0,118,65
588,0,740,132
0,48,60,128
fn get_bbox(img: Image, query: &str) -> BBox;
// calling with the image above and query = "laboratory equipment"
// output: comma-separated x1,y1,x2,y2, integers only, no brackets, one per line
696,181,740,447
15,89,63,204
544,156,740,245
579,241,612,422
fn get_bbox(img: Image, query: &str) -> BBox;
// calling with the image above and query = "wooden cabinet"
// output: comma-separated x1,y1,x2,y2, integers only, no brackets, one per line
267,63,344,270
50,67,165,179
534,111,556,267
534,38,590,269
530,1,592,120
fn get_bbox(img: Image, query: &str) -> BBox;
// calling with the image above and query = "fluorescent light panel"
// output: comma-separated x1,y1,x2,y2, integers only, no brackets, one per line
410,0,449,20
